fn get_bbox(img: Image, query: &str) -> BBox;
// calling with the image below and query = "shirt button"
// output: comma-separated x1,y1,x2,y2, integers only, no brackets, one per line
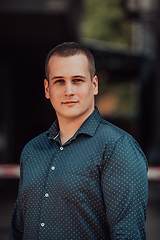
45,193,49,197
60,146,63,150
51,166,55,170
41,223,45,227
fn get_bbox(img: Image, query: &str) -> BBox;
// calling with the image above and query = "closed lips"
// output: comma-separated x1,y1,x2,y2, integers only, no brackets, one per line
62,101,78,104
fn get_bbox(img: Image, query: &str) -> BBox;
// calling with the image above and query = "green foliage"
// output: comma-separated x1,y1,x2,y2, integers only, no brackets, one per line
80,0,131,46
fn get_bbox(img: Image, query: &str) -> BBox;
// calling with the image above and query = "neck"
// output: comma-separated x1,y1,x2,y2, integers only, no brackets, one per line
59,121,79,145
57,110,94,145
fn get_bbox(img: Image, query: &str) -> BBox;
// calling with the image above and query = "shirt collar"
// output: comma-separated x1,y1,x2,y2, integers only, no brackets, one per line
46,106,102,141
46,118,60,140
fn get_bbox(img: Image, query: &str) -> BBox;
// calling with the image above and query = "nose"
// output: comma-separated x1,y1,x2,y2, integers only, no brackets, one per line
64,82,75,96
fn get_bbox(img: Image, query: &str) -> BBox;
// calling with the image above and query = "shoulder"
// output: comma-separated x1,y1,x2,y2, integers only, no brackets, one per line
97,117,134,146
20,131,49,161
98,118,147,167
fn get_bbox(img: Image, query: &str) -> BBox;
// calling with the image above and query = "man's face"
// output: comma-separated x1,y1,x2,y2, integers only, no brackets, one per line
44,54,98,122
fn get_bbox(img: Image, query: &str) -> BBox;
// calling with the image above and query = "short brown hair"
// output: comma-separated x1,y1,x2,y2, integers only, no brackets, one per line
45,42,96,81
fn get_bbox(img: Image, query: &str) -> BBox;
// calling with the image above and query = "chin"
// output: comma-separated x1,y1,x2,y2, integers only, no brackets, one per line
63,111,82,120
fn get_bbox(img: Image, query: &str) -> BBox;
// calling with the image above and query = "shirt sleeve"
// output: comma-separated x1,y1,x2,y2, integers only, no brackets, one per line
101,135,148,240
8,151,26,240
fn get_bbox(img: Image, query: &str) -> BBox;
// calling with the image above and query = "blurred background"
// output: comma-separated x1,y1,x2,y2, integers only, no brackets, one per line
0,0,160,239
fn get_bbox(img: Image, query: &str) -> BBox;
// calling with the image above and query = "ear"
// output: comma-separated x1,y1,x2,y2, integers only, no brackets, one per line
92,75,98,96
44,79,50,99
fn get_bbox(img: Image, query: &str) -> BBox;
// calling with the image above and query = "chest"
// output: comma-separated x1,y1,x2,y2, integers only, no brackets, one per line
22,137,106,203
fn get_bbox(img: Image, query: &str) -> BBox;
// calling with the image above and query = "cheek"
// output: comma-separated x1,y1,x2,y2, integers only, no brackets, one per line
78,85,92,98
82,86,94,100
48,93,59,108
49,88,61,99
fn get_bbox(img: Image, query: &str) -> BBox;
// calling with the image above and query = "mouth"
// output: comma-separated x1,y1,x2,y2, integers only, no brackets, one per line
62,101,78,105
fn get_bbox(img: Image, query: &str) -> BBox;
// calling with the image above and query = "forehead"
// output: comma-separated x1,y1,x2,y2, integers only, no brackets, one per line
48,54,90,73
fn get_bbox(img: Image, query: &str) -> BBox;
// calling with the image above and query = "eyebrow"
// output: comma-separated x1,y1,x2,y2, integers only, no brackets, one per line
51,75,86,81
72,75,86,79
51,76,64,81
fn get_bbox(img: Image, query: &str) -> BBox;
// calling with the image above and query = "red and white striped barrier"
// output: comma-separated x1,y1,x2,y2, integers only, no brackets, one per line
0,164,20,178
0,164,160,180
148,166,160,181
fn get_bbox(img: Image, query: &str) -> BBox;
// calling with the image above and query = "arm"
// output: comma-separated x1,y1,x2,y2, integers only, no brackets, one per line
102,136,148,240
8,197,23,240
8,151,26,240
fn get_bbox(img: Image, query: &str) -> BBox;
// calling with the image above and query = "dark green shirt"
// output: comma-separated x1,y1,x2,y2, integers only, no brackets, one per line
9,107,148,240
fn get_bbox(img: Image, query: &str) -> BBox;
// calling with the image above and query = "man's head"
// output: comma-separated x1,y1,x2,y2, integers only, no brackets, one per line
44,42,98,123
45,42,96,81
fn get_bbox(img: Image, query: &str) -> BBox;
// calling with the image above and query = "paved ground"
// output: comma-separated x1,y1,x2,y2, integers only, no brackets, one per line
0,179,160,240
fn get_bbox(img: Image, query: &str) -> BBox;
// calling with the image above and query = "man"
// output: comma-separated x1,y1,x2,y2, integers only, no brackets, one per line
9,42,148,240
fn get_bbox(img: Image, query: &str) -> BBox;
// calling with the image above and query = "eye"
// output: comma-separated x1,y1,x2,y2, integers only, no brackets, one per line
54,79,65,84
73,79,84,83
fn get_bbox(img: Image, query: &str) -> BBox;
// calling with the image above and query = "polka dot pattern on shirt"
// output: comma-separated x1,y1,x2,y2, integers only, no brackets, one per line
9,107,148,240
